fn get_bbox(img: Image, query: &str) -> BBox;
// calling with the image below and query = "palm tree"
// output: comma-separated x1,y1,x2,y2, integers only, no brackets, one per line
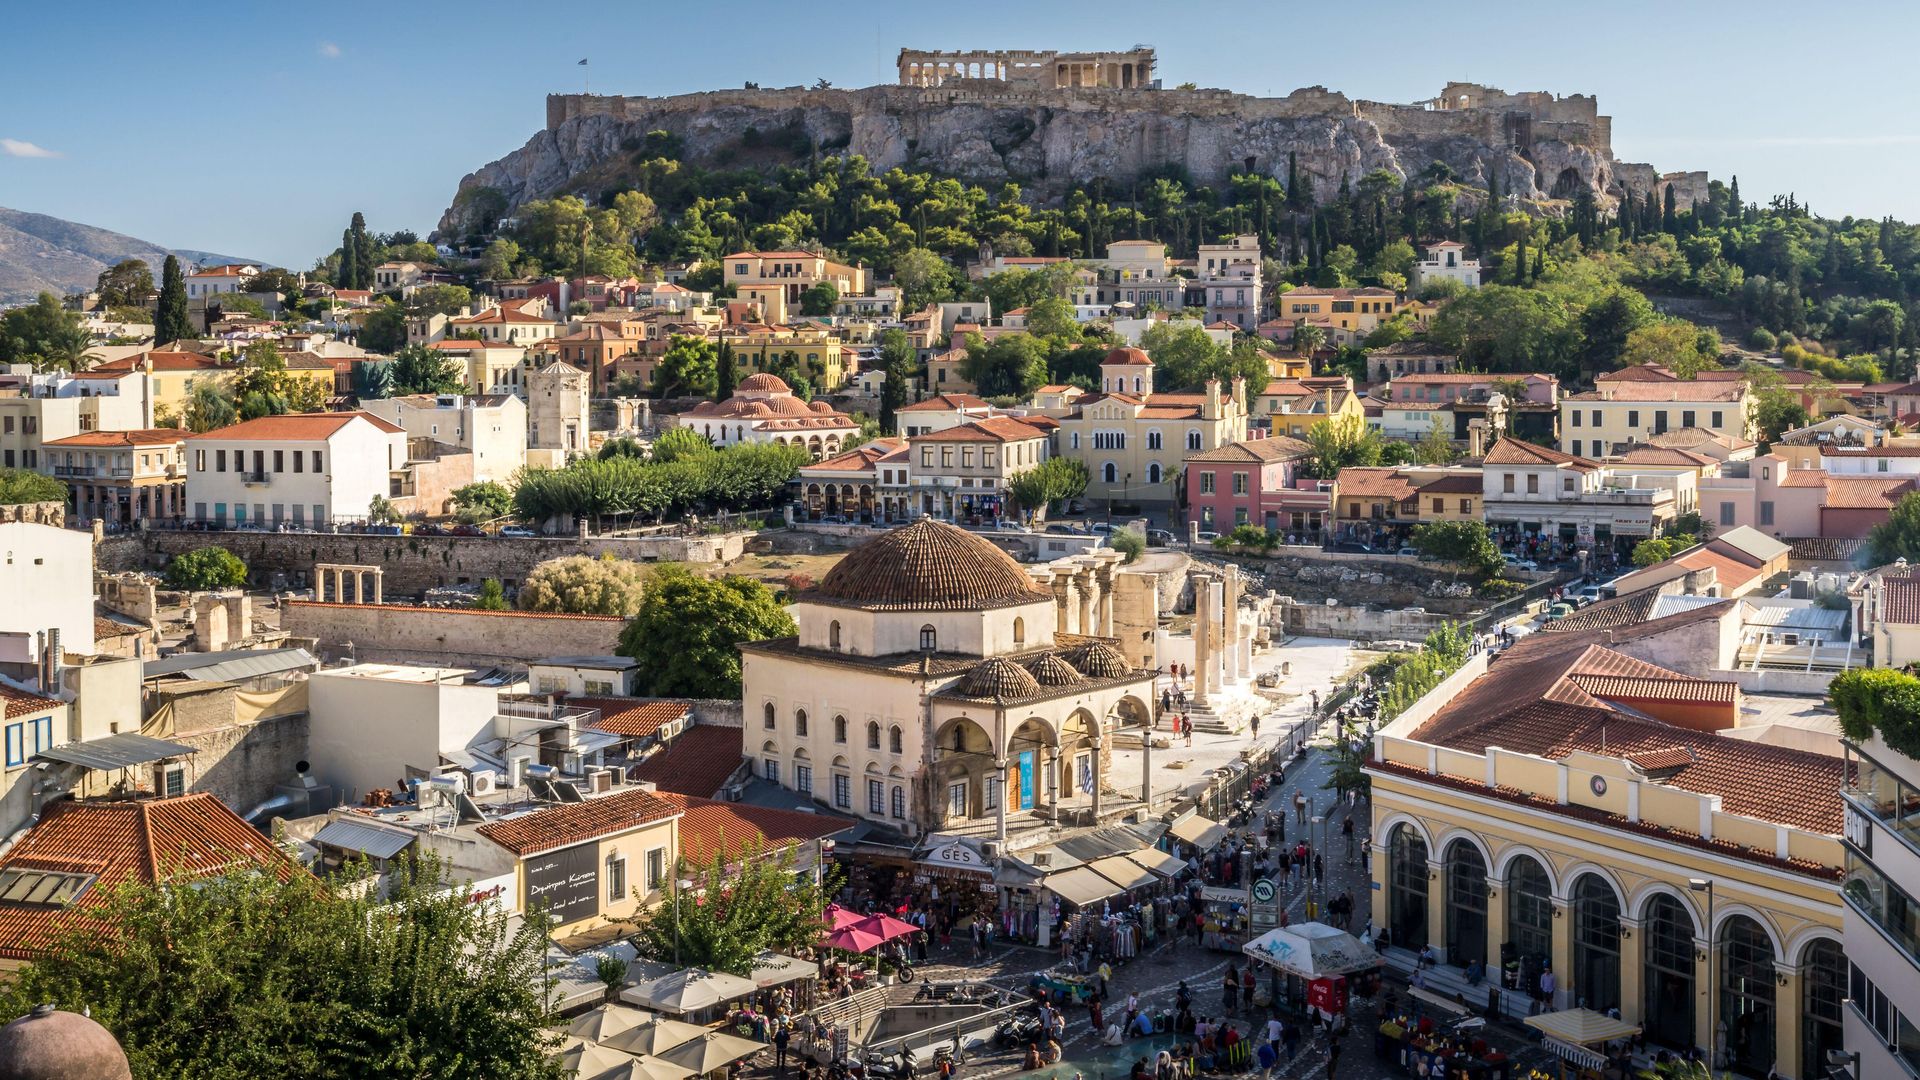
1293,321,1327,361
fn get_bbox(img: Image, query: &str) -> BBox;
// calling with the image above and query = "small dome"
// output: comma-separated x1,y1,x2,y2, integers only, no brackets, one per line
811,519,1052,611
0,1005,132,1080
736,372,790,394
808,399,835,414
958,657,1042,699
742,401,774,417
1103,346,1153,367
1024,652,1085,687
1066,641,1132,679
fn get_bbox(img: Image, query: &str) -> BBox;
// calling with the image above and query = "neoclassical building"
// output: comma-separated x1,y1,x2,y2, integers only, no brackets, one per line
1367,610,1848,1078
677,373,860,459
739,520,1155,840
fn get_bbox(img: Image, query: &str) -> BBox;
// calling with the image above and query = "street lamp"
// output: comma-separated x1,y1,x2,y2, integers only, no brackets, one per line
1689,877,1715,1068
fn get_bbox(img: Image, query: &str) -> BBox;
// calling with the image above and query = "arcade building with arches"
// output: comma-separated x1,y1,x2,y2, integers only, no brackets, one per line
1367,607,1848,1079
675,372,860,460
738,519,1156,842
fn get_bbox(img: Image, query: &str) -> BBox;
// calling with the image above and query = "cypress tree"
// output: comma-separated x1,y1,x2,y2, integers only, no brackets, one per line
154,255,190,346
351,212,375,293
339,228,358,289
1728,175,1742,224
1286,152,1300,211
715,339,736,400
1530,247,1544,283
1513,233,1528,285
1662,185,1678,234
1642,190,1659,234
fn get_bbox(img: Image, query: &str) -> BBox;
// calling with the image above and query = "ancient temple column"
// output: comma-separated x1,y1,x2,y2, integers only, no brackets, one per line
329,568,341,603
373,569,384,605
1051,573,1073,633
1192,573,1213,705
1076,568,1095,635
1095,560,1116,637
1221,568,1242,684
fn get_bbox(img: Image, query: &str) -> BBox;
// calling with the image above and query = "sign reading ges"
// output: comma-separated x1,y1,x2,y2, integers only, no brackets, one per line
525,843,599,925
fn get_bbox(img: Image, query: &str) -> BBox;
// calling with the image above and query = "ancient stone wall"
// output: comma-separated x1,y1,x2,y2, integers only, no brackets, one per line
99,529,746,597
96,571,160,629
178,712,311,817
281,601,625,665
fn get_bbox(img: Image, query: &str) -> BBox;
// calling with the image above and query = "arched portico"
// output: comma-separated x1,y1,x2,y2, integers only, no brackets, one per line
932,715,994,824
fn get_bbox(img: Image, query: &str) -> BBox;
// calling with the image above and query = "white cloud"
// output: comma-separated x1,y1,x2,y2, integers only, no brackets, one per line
1,139,61,159
317,41,341,59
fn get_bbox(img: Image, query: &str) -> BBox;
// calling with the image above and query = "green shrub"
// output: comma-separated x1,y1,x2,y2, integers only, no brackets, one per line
165,546,248,591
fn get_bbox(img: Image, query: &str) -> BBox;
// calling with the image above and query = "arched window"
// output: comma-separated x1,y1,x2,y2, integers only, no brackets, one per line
1387,824,1429,951
763,702,776,729
1147,462,1162,484
1132,375,1142,394
1570,874,1622,1013
794,709,808,737
833,715,847,743
1721,916,1777,1073
1443,840,1487,968
885,725,901,754
1102,462,1118,484
1505,856,1553,975
1642,894,1696,1054
829,620,842,651
920,625,937,651
890,785,906,818
1071,432,1081,450
1012,617,1025,646
1802,938,1847,1074
866,721,881,750
1186,429,1202,450
1147,429,1163,451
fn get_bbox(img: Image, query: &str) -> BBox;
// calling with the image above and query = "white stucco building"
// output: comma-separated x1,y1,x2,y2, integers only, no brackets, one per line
185,411,407,529
677,373,860,459
361,393,527,483
1409,240,1482,291
305,663,510,804
0,521,95,667
739,520,1155,839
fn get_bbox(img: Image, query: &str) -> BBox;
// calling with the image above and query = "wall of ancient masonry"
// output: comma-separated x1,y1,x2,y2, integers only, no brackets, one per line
281,601,624,665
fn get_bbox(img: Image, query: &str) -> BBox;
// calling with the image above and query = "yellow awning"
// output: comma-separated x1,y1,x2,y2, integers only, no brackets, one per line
1042,866,1122,907
1523,1008,1640,1046
1086,855,1156,893
1168,814,1228,849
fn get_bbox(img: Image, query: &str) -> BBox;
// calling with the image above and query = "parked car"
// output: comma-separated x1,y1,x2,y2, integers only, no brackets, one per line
991,519,1025,532
498,526,538,538
414,524,447,537
1331,541,1374,555
1574,585,1604,607
1196,530,1221,544
1545,601,1576,621
449,524,484,537
1503,553,1539,572
1394,546,1419,557
1089,523,1114,536
1044,524,1089,536
1146,529,1177,547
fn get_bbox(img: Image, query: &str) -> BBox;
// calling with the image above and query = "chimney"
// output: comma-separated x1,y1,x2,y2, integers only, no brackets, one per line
45,627,62,695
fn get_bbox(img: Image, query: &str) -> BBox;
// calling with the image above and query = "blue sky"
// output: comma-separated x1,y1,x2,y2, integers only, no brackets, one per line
5,1,1917,268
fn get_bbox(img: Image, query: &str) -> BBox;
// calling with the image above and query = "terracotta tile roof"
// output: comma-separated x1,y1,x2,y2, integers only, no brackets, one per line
475,786,683,856
94,350,223,373
1625,747,1695,772
801,439,906,474
1597,365,1680,382
281,601,623,622
1572,382,1745,402
1545,591,1664,633
1281,286,1397,299
1825,476,1916,509
897,394,991,412
1648,427,1756,453
1185,437,1312,464
1880,578,1920,625
723,249,827,260
93,616,143,640
185,264,256,278
1483,436,1599,470
1567,674,1738,705
1102,346,1153,367
1788,537,1866,563
1334,467,1419,500
908,417,1050,443
572,698,689,739
1614,445,1716,467
0,682,62,719
1416,473,1484,495
0,794,305,960
628,725,747,799
652,793,850,865
1823,444,1920,458
42,429,183,448
450,307,554,326
185,411,403,441
1034,384,1081,395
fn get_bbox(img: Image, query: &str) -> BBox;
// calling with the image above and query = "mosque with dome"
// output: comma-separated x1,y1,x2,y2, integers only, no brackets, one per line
674,372,861,459
739,518,1157,842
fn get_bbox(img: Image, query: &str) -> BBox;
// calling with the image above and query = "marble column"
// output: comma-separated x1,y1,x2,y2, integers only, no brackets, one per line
1045,746,1059,818
373,569,383,605
1192,574,1213,705
994,758,1009,842
1096,561,1116,637
1089,739,1104,820
1222,569,1242,684
1051,573,1073,633
1076,569,1095,635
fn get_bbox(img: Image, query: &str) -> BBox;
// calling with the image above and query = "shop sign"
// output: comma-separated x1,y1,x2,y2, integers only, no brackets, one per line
525,843,598,925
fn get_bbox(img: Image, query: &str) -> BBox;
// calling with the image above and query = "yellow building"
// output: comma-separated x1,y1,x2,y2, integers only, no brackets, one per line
1256,377,1363,438
92,350,231,418
722,249,868,310
1056,347,1247,506
722,327,852,392
1560,368,1754,460
1273,286,1404,334
1367,615,1847,1078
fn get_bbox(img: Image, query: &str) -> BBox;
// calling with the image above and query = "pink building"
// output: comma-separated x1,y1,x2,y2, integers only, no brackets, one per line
1183,436,1324,535
1385,372,1558,405
1696,452,1912,540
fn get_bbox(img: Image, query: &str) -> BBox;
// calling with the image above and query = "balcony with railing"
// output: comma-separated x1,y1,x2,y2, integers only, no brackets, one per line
240,470,271,486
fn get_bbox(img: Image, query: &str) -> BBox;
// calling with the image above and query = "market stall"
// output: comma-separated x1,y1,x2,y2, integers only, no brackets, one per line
1124,846,1188,881
1523,1010,1639,1079
1041,865,1123,910
1243,922,1382,1021
1197,885,1254,951
1086,855,1160,899
1167,813,1229,853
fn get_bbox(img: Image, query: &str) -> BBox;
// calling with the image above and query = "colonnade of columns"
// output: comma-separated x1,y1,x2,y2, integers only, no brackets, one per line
1034,551,1123,638
1191,566,1250,705
314,562,384,604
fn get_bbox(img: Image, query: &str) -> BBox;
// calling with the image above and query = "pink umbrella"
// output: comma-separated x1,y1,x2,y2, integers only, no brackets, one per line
854,913,921,943
822,903,865,932
824,924,887,954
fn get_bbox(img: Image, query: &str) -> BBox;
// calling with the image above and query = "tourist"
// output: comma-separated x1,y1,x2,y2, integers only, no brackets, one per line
1023,1043,1043,1071
1341,816,1355,859
1293,789,1309,824
1222,968,1239,1013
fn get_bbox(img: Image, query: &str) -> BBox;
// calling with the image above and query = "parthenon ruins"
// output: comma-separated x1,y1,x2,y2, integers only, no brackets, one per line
897,47,1157,90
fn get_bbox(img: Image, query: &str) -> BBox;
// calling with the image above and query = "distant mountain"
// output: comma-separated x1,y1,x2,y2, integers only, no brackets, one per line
0,207,262,306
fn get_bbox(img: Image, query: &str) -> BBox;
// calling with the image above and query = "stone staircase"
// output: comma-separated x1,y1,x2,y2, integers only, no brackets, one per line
1377,945,1537,1023
1185,701,1244,735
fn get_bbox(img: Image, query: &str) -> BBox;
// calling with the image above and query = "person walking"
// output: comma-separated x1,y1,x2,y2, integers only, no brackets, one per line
1250,714,1260,737
1293,789,1309,825
1341,816,1356,861
1222,968,1239,1014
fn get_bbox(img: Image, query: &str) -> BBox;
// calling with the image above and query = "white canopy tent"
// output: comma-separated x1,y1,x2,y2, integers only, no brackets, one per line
1241,922,1379,978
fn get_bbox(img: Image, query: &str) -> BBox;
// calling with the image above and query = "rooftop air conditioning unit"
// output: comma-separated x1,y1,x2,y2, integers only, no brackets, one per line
724,784,745,802
469,770,499,797
980,841,1002,859
586,768,614,794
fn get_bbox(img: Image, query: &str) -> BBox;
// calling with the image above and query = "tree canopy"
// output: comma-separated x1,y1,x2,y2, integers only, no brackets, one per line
618,568,796,698
625,838,834,977
164,546,248,590
1868,492,1920,567
0,468,66,505
516,554,650,617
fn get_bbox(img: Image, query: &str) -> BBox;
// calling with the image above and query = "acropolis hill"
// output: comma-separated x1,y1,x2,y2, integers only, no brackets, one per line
438,47,1704,235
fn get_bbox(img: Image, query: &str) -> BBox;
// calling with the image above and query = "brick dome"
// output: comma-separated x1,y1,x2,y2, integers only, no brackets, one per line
1103,346,1153,367
811,519,1052,611
1024,652,1085,687
1066,641,1132,679
808,399,835,414
736,372,790,393
957,656,1042,699
0,1005,132,1080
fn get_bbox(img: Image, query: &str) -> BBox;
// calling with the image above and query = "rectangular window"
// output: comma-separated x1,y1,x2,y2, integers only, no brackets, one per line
252,450,263,474
763,759,780,784
1712,411,1723,428
1627,410,1638,428
833,773,851,809
3,722,20,767
921,448,933,467
1503,474,1515,494
983,776,999,811
1433,498,1444,513
293,451,303,473
1760,501,1775,526
1563,477,1575,492
195,449,205,472
216,449,227,472
961,447,974,468
948,782,967,818
795,765,812,795
161,764,185,798
891,787,905,818
645,848,665,890
273,450,283,472
312,450,322,473
941,447,953,468
982,448,995,469
1233,472,1248,495
1526,474,1538,494
1200,471,1215,495
1590,410,1600,427
1682,410,1696,429
1572,410,1582,428
1460,499,1472,514
606,853,626,903
868,779,884,815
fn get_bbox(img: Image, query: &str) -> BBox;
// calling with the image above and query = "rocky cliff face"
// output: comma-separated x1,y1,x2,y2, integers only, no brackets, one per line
438,84,1672,238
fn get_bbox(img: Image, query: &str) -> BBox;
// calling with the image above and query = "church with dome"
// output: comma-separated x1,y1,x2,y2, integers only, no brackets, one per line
739,519,1157,840
675,372,861,459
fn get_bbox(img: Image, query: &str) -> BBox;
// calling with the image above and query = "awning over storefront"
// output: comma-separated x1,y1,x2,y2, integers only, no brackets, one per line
916,835,993,878
1125,846,1188,879
1041,865,1123,907
1523,1009,1639,1048
1168,813,1228,850
1085,855,1156,893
